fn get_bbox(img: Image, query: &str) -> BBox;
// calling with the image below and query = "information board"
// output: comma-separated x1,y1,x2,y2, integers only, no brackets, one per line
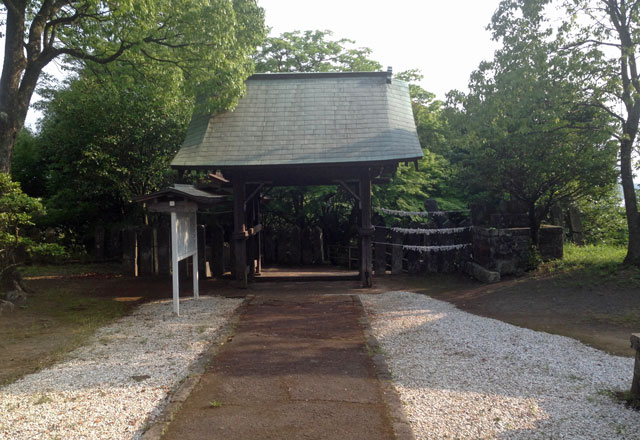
176,211,197,261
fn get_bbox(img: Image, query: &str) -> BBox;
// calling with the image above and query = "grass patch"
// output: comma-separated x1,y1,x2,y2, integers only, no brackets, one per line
0,265,134,386
208,400,223,408
539,243,640,288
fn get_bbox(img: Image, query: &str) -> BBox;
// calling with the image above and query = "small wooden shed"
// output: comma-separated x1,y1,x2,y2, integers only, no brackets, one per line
171,70,423,287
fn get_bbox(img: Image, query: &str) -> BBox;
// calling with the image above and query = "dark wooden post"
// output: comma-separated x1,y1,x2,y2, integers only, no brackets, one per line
137,225,154,276
122,228,137,276
233,177,248,288
359,169,374,287
246,195,256,278
391,230,403,275
211,224,225,277
254,194,263,274
157,224,171,276
198,224,207,279
632,334,640,397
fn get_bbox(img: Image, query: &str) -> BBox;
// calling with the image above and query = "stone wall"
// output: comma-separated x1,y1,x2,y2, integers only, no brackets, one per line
473,226,563,276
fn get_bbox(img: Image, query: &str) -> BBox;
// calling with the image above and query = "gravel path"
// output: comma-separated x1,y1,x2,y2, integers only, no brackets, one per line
0,296,242,440
361,292,640,440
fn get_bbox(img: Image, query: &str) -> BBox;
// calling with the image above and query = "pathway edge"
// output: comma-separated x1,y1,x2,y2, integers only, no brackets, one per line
354,294,416,440
140,296,253,440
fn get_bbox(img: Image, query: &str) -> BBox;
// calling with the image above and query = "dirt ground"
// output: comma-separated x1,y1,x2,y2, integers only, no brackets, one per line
162,294,401,440
1,264,638,386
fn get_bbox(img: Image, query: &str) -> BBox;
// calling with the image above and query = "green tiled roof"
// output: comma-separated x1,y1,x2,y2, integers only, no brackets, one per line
171,72,423,168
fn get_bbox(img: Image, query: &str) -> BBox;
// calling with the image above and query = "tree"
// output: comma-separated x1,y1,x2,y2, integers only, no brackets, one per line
30,68,190,237
551,0,640,264
374,70,465,213
253,30,382,73
0,0,266,173
451,2,619,245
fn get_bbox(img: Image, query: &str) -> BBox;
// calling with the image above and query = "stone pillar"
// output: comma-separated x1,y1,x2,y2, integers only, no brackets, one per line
137,225,154,276
391,230,403,275
121,228,137,276
632,334,640,397
359,170,374,287
198,224,207,279
233,177,248,288
568,207,585,245
374,225,387,275
211,224,225,277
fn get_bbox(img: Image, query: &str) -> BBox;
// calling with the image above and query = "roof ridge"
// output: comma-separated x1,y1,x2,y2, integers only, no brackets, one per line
248,71,390,81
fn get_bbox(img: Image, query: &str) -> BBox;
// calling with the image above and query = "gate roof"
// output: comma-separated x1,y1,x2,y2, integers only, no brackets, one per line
171,71,422,172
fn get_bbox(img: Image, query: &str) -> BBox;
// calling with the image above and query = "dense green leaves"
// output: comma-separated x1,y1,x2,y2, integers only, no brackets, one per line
30,69,191,234
445,2,619,243
253,30,382,73
0,0,266,172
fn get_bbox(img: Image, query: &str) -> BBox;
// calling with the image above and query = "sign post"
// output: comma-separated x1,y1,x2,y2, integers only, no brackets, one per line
170,204,199,315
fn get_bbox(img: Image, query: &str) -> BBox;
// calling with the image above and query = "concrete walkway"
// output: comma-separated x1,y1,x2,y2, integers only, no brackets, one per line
161,294,405,440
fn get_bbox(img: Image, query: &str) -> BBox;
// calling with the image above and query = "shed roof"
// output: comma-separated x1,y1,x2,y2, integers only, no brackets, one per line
171,71,423,170
135,184,227,204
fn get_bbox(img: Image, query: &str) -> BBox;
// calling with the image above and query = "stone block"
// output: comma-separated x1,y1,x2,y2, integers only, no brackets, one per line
465,262,500,283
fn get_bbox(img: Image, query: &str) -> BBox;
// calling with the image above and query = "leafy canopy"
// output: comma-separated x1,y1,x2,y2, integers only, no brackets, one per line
446,1,618,242
253,30,382,73
31,66,191,233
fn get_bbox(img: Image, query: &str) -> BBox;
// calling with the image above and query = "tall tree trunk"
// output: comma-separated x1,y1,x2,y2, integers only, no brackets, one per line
0,2,27,174
620,138,640,265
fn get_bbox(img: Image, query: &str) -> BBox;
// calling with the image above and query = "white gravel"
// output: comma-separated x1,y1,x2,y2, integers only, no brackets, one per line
361,291,640,440
0,296,242,440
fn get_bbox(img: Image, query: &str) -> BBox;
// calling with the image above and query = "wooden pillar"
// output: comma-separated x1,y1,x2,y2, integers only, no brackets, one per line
211,224,225,277
254,195,262,274
247,193,256,278
137,225,154,276
197,224,207,279
233,177,248,288
391,230,404,275
359,170,374,287
122,228,137,276
632,334,640,397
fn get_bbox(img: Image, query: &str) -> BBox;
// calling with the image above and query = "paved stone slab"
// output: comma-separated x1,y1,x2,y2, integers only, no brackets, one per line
161,294,398,440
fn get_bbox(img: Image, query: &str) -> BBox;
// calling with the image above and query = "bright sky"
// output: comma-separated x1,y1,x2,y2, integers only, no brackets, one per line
258,0,502,99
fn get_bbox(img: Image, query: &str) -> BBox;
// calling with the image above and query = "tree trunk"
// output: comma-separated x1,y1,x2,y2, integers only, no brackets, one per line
620,138,640,265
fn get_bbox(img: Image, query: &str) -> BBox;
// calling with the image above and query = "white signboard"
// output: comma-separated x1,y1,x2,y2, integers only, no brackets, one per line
176,211,197,261
171,210,199,315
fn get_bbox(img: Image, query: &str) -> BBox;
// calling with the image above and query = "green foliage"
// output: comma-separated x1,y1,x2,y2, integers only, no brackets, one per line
577,188,628,246
11,129,46,198
32,68,191,236
0,172,44,248
374,70,465,213
444,4,618,243
0,173,67,289
253,30,382,73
